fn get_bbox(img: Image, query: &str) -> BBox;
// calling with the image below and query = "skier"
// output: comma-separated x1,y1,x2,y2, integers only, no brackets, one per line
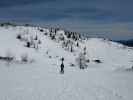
60,57,64,74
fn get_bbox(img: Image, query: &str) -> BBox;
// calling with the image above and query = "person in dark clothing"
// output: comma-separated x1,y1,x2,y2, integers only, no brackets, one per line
60,57,64,74
60,63,64,74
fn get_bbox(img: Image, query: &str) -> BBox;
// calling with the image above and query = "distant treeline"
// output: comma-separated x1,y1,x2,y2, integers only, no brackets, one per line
116,40,133,47
0,22,33,27
0,22,17,26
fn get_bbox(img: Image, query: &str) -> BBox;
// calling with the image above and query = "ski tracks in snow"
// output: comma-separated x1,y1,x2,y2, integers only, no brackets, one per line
94,85,124,100
54,75,125,100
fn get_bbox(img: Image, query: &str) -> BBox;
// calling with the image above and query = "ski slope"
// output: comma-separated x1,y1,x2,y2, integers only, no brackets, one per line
0,25,133,100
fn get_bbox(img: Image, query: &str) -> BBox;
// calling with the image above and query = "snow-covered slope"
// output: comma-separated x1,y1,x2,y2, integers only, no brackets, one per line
0,25,133,100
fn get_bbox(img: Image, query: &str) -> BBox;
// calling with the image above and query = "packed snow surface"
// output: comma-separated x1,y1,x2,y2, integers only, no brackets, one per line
0,25,133,100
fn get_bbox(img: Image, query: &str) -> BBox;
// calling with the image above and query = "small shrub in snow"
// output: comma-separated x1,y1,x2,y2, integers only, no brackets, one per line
51,35,55,40
46,51,49,55
39,29,44,32
86,59,90,63
44,33,48,35
93,59,102,63
4,50,15,65
25,41,31,48
55,56,59,58
125,67,133,72
58,34,65,41
0,56,14,62
38,40,41,44
16,34,22,40
49,56,52,59
21,53,28,62
70,63,75,67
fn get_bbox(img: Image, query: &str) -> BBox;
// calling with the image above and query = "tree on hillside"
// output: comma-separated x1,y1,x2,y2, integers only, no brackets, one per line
76,53,87,69
83,46,87,55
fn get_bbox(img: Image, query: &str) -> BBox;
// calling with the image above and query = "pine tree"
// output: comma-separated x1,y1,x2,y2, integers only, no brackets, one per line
77,42,79,47
83,46,87,55
76,53,87,69
34,35,38,40
70,45,73,52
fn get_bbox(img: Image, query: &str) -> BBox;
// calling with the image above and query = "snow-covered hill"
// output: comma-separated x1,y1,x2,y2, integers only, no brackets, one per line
0,25,133,100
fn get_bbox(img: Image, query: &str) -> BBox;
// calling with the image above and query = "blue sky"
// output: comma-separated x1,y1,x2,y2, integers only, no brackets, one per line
0,0,133,40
